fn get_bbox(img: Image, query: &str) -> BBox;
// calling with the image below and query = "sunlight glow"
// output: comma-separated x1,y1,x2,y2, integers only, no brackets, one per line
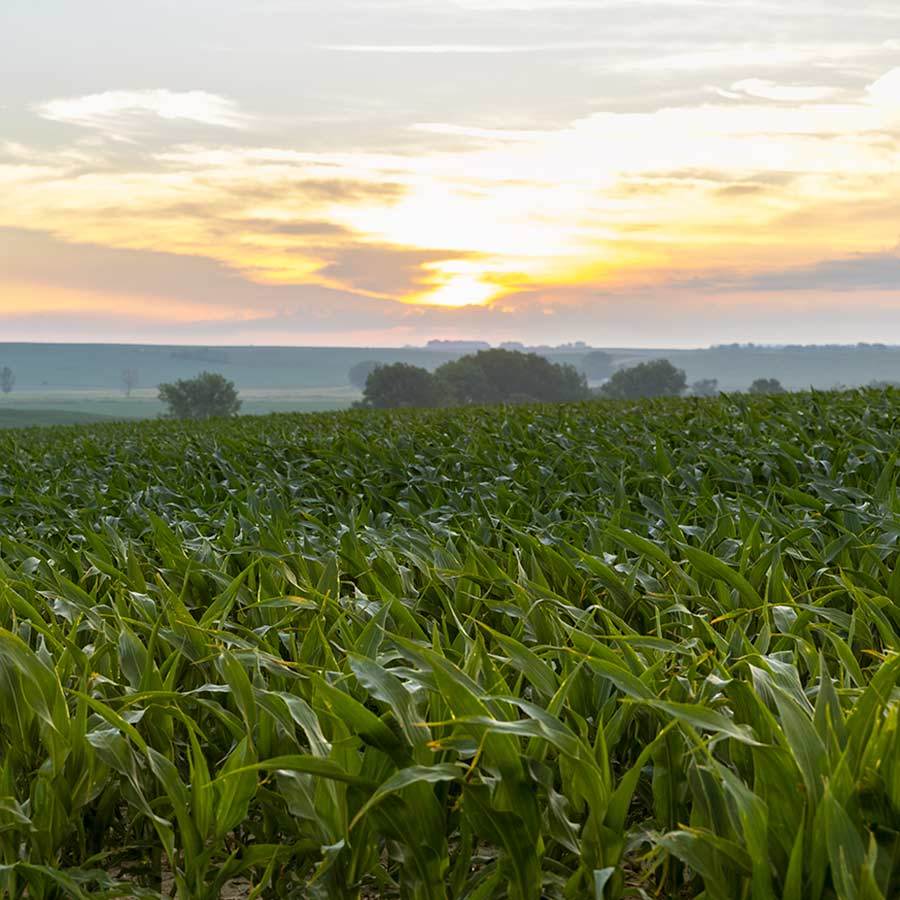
415,273,499,308
4,61,900,331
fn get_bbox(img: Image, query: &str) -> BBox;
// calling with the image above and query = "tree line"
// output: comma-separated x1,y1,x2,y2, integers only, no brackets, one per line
0,354,805,420
355,352,791,409
599,360,786,399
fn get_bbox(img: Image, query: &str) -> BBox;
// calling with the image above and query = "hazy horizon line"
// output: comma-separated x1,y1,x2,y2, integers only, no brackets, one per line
2,339,899,352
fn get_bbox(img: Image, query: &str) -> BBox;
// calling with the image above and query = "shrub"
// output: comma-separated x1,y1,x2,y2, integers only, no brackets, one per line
158,371,241,419
601,359,687,399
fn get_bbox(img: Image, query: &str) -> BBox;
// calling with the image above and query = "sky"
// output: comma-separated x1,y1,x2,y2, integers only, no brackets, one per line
1,0,899,347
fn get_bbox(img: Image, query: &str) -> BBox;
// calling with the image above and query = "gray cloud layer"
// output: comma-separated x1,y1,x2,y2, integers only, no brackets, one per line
6,0,899,148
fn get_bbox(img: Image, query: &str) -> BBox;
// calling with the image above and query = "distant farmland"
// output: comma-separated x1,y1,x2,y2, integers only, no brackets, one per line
0,342,898,427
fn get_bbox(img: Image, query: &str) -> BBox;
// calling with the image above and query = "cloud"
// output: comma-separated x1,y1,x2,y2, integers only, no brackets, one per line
412,123,546,142
617,43,866,73
7,54,900,326
665,245,900,293
868,68,900,108
0,227,284,307
5,227,900,348
728,79,840,102
239,219,352,237
323,41,613,53
36,90,248,133
0,227,438,340
741,248,900,291
0,227,508,342
316,245,475,297
715,184,767,197
0,226,476,312
281,179,407,204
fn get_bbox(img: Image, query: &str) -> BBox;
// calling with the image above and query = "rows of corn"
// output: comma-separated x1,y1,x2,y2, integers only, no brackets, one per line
1,390,899,899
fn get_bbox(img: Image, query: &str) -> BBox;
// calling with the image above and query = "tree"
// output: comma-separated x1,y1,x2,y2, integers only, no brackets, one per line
348,360,380,389
0,367,14,395
434,356,493,404
359,351,591,409
122,368,139,397
435,349,589,405
748,378,785,395
362,363,442,409
691,378,719,397
580,350,614,381
600,359,687,399
158,371,241,419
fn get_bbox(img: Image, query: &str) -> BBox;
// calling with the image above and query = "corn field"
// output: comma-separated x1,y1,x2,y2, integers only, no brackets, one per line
1,390,899,899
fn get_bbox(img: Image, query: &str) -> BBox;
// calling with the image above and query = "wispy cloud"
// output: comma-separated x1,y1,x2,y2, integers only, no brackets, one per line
741,248,900,291
867,68,900,107
726,79,841,102
616,43,871,73
36,90,248,133
323,41,612,54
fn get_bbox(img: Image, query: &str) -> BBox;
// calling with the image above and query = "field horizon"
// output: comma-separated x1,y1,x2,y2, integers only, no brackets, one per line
2,341,900,428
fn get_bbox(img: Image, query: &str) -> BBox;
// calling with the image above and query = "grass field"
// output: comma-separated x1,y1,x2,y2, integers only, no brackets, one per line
1,390,899,898
0,408,119,429
0,387,360,429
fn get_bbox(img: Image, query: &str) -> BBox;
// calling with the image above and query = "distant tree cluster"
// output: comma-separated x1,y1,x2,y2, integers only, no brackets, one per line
358,352,802,409
595,361,789,399
363,364,443,408
579,350,614,381
348,360,380,389
158,372,241,419
438,349,587,405
600,360,687,399
0,367,14,395
691,378,719,397
748,378,785,395
360,349,590,409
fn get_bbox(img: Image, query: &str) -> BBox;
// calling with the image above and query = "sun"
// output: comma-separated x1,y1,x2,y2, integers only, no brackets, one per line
418,274,497,308
409,262,502,307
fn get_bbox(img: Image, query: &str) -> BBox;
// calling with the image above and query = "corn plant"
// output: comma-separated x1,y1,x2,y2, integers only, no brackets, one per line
0,389,898,898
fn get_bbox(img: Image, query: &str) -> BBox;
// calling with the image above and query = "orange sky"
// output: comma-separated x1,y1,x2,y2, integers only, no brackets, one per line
2,1,900,345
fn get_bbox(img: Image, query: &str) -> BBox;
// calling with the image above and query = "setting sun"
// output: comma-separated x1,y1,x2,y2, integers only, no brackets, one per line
412,265,502,308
